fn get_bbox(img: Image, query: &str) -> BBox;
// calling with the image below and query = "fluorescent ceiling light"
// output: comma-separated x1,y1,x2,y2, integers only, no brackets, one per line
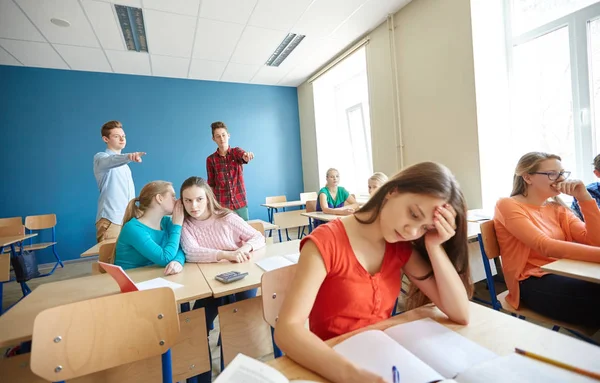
115,5,148,52
266,33,305,67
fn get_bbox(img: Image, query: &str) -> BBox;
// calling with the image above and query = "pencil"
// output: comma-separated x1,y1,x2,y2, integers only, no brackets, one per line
515,348,600,381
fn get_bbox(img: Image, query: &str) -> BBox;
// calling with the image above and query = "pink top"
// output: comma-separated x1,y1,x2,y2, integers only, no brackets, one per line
180,213,265,263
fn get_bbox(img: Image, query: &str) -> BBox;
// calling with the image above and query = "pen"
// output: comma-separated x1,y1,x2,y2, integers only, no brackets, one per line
392,365,400,383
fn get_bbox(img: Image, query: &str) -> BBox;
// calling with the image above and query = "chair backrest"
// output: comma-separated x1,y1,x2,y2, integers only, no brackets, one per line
266,195,286,204
261,264,297,327
30,288,180,381
99,241,117,265
300,192,317,203
25,214,56,231
273,210,309,230
0,223,25,237
0,217,22,227
305,200,317,213
479,220,500,259
248,221,265,237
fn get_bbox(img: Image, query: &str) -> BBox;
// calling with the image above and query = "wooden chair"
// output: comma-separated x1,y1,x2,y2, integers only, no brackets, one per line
300,192,317,203
30,288,180,383
305,200,317,233
478,220,598,345
24,214,63,276
91,242,117,275
0,216,22,227
265,196,286,204
261,264,297,358
248,220,273,245
273,210,309,242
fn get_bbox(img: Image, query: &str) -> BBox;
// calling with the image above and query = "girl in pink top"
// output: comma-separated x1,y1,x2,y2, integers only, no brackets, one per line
179,176,265,333
494,152,600,327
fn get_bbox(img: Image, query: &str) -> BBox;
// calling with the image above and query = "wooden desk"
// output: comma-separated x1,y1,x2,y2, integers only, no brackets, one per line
262,200,310,210
266,302,600,382
0,233,37,248
301,211,340,223
0,263,211,347
541,259,600,284
198,240,301,298
80,238,117,257
247,219,278,231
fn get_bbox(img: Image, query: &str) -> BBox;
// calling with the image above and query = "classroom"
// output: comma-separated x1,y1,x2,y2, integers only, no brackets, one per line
1,0,600,382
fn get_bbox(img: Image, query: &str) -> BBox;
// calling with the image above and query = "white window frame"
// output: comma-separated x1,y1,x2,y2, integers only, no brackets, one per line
503,0,600,185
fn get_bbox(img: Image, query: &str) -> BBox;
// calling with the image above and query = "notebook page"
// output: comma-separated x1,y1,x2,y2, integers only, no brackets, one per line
333,330,444,383
455,353,597,383
383,318,497,379
135,277,183,291
215,353,289,383
256,256,295,272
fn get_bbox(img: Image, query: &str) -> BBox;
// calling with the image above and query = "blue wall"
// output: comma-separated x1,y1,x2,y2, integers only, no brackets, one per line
0,65,302,263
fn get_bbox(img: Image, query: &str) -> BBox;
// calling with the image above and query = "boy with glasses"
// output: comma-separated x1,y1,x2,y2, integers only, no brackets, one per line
571,154,600,221
94,120,146,242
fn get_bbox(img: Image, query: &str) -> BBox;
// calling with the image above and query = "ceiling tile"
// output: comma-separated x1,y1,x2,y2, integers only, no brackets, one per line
199,0,257,25
0,46,22,66
144,9,196,57
294,0,367,38
221,62,260,83
109,0,141,6
151,55,189,78
81,0,125,51
143,0,200,16
330,0,410,41
54,44,111,72
16,0,100,47
0,0,45,42
251,65,290,85
230,26,286,65
0,39,68,69
105,49,150,75
192,18,244,62
189,59,226,80
248,0,313,32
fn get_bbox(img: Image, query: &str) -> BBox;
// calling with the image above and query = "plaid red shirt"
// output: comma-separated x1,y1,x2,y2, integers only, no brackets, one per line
206,147,248,210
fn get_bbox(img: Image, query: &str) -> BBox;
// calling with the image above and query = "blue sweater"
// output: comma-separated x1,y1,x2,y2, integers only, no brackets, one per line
571,182,600,221
115,216,185,270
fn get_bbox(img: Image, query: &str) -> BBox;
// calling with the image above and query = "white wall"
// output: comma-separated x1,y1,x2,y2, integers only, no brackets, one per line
298,0,484,208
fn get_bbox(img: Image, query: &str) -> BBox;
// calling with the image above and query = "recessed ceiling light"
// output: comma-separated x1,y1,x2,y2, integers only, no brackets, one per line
50,18,70,27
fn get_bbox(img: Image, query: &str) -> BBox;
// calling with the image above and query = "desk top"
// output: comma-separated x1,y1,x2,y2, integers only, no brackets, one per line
0,263,211,347
198,240,301,298
0,233,37,247
247,219,278,231
261,200,309,209
266,302,600,382
541,259,600,284
80,238,117,257
301,211,340,223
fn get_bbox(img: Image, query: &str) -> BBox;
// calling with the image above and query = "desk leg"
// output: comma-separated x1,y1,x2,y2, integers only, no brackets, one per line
181,302,211,383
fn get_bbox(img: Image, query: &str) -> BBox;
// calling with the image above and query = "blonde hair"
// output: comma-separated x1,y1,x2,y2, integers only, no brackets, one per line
122,181,174,226
511,152,566,207
180,176,232,219
326,168,339,177
369,172,388,185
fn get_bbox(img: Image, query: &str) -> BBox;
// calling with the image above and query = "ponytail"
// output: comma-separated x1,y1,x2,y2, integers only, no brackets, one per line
122,197,142,226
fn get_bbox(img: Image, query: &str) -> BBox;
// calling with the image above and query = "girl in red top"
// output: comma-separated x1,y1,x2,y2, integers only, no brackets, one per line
275,162,472,383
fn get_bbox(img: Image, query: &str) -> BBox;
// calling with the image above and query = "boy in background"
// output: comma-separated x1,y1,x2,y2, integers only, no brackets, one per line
571,154,600,221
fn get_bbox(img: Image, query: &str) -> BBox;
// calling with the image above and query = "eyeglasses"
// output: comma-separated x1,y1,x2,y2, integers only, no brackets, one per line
530,171,571,181
110,134,126,140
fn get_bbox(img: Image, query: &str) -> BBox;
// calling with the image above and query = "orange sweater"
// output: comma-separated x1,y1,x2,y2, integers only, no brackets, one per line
494,198,600,309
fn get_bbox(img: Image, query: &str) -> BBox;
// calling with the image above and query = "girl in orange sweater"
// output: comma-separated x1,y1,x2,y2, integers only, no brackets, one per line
494,152,600,327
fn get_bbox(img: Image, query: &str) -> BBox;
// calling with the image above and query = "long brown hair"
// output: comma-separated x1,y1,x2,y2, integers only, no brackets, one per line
356,162,472,310
180,176,232,219
511,152,566,207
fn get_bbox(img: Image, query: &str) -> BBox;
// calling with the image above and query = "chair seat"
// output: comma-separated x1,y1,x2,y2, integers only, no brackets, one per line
496,290,598,336
22,242,56,251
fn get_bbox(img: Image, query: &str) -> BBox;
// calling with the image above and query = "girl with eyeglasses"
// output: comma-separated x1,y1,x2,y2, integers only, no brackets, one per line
494,152,600,327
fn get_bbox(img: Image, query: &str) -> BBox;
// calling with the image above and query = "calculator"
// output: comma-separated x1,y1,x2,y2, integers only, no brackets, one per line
215,271,249,284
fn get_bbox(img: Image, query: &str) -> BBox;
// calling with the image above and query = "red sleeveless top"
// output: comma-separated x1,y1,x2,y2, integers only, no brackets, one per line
302,219,412,340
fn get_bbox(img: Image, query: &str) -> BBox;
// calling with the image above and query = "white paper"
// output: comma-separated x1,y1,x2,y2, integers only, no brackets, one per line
383,318,497,379
456,353,597,383
282,252,300,264
215,353,289,383
135,277,183,291
256,256,295,272
333,330,444,383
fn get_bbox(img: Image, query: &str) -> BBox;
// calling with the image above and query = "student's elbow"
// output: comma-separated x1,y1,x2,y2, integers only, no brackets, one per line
449,302,470,325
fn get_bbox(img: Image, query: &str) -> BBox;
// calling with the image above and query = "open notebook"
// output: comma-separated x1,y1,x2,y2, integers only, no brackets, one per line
216,318,595,383
256,252,300,272
98,262,184,293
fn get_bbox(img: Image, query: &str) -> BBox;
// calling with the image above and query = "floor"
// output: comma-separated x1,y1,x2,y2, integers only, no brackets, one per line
2,233,599,381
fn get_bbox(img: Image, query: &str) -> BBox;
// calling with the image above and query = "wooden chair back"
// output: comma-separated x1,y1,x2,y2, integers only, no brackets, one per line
261,264,297,327
300,192,317,203
25,214,56,231
0,217,22,227
479,221,500,260
273,210,309,230
265,196,286,204
99,241,117,265
305,200,317,213
248,221,265,236
0,224,25,237
30,288,180,381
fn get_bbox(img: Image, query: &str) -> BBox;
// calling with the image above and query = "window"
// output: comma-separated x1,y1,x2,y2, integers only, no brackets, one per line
312,47,372,195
